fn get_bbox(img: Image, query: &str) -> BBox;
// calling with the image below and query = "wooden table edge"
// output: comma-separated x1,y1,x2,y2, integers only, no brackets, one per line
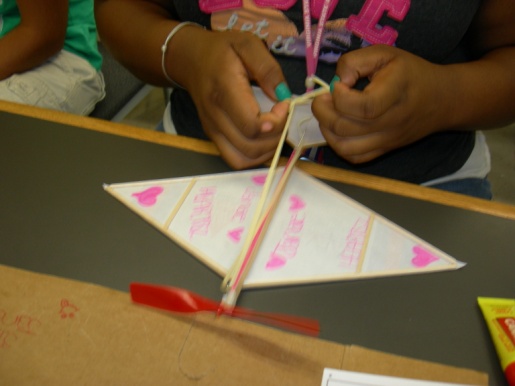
2,101,514,221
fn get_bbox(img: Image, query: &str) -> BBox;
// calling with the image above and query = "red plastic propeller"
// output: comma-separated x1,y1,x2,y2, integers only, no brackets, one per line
130,283,320,336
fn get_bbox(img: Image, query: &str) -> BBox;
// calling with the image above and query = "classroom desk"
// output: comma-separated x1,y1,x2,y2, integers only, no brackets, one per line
1,101,514,385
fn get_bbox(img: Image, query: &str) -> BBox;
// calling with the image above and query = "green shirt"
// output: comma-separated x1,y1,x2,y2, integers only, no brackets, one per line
0,0,102,70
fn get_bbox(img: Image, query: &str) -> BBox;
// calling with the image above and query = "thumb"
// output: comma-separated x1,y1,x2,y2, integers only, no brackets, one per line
236,37,291,102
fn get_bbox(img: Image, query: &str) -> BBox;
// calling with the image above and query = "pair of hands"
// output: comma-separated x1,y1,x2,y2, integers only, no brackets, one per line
177,29,447,169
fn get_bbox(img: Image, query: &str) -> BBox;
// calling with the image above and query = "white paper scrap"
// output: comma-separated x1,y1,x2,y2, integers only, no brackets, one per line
321,368,477,386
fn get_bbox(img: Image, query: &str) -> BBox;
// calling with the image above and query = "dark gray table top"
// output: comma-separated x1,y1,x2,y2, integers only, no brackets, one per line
1,111,513,385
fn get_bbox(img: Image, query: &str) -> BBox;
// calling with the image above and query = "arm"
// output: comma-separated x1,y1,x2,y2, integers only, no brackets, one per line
0,0,68,80
448,0,515,129
95,0,176,86
95,0,290,169
312,0,515,164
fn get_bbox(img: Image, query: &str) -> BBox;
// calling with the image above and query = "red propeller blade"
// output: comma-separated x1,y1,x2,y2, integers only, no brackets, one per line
130,283,320,336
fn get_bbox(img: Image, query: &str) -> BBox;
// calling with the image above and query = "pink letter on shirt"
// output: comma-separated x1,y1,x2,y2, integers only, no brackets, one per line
310,0,339,19
254,0,296,11
199,0,242,13
346,0,410,45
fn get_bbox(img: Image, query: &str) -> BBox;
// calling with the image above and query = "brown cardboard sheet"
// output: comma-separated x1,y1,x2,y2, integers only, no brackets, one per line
0,264,487,385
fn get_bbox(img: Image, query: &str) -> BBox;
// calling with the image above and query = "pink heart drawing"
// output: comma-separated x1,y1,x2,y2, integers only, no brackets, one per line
131,186,164,207
266,256,287,270
227,227,244,243
411,245,439,267
289,195,305,211
252,174,267,185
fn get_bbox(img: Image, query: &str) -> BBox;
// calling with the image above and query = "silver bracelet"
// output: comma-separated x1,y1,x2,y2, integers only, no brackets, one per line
161,21,203,89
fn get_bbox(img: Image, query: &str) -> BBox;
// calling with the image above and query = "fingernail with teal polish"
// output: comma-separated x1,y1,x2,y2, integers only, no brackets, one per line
330,75,340,93
275,82,292,101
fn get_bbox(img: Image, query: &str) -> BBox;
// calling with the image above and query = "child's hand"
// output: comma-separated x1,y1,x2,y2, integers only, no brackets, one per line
175,29,290,169
312,45,450,164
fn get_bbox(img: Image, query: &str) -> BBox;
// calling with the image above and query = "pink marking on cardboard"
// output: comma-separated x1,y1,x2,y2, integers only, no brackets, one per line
252,174,267,185
59,299,79,319
132,186,164,207
227,227,244,243
411,245,439,267
0,309,42,348
0,330,17,348
289,195,305,211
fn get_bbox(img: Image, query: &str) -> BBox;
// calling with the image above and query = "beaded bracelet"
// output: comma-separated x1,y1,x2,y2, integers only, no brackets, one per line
161,21,203,89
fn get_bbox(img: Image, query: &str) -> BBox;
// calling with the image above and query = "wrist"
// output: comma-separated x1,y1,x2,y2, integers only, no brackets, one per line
161,22,205,89
425,63,465,133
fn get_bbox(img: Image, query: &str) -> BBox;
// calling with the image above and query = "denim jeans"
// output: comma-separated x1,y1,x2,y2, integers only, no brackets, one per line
428,178,493,200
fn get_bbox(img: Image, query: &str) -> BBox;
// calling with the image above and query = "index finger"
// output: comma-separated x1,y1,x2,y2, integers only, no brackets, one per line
332,65,399,120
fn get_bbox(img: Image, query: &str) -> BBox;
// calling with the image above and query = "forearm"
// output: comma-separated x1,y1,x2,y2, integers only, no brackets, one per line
0,0,67,81
0,26,64,80
95,0,184,86
438,46,515,132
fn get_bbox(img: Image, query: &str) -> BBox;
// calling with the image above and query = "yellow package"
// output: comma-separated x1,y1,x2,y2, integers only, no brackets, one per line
478,297,515,386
